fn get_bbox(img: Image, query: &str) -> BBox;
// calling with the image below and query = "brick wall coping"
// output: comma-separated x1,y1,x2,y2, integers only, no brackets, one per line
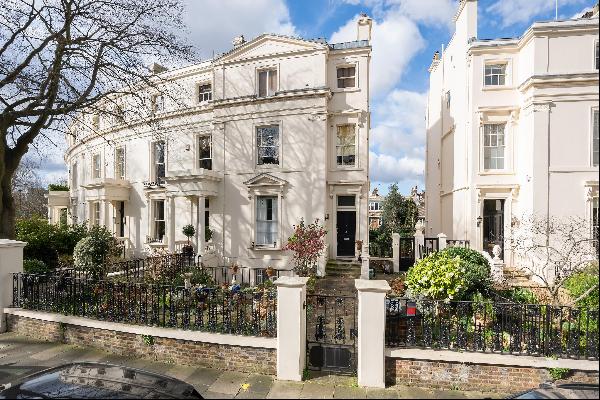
4,308,277,349
385,348,599,371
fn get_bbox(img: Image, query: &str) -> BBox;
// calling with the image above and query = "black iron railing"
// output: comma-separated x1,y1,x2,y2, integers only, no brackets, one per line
11,272,277,337
385,297,599,360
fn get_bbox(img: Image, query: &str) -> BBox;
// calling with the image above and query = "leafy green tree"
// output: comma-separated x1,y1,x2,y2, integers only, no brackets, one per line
73,226,121,278
380,183,418,238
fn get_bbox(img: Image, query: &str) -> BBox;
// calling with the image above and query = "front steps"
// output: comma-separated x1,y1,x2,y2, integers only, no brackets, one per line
503,266,538,287
314,260,361,295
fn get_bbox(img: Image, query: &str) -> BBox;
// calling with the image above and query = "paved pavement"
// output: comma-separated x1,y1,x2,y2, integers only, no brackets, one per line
0,333,508,399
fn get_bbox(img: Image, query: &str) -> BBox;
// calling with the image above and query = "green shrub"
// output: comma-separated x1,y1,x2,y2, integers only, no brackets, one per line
16,217,88,269
498,287,538,304
564,263,599,309
73,226,120,278
406,251,467,300
23,259,51,274
441,247,492,299
548,367,570,381
48,183,69,191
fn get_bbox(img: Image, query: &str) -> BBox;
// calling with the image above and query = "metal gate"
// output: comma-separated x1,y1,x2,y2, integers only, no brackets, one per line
398,237,415,270
306,293,357,374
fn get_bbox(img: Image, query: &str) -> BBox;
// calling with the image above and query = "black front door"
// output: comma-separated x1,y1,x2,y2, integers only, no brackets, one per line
337,211,356,257
483,199,504,257
117,201,125,237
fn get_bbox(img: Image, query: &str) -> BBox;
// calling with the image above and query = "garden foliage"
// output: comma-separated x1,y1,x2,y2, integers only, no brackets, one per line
23,259,51,274
284,218,327,277
564,262,599,309
406,247,493,301
73,226,121,278
16,216,88,268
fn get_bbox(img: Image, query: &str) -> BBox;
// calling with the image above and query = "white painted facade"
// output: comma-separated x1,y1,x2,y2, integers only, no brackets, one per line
50,18,373,269
425,0,599,261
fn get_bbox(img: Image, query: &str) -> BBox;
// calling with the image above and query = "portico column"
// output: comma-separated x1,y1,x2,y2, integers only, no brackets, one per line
167,195,175,252
198,195,206,255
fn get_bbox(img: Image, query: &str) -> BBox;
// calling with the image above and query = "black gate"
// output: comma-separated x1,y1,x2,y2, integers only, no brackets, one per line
398,237,415,270
306,293,357,374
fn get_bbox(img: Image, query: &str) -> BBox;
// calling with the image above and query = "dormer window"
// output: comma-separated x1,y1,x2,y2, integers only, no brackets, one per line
484,63,506,86
337,66,356,88
198,84,212,103
258,69,277,97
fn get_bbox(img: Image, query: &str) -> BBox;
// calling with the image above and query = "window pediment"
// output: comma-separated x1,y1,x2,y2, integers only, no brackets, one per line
244,173,288,188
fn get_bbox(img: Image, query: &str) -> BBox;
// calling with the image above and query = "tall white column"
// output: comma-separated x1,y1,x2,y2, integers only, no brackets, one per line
0,240,26,333
355,279,390,388
392,232,400,273
274,276,309,381
167,196,175,252
198,196,206,255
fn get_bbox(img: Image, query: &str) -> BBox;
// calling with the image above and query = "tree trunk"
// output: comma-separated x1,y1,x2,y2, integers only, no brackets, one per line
0,175,16,239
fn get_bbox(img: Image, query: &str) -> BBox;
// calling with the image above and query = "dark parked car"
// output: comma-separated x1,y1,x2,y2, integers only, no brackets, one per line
0,362,203,399
509,382,599,399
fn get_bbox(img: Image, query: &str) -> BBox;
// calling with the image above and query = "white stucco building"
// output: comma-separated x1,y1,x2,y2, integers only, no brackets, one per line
48,16,373,269
425,0,599,261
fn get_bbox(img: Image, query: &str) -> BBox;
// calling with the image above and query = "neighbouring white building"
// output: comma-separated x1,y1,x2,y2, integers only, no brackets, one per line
48,16,373,270
425,0,599,262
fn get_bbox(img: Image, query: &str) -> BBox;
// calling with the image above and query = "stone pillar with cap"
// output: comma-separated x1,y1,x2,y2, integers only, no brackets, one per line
0,240,26,333
355,279,391,388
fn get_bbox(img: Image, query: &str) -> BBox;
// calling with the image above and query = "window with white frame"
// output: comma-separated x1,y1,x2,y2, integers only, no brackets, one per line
484,63,507,86
151,94,164,114
593,109,599,167
258,69,277,97
92,202,101,226
115,147,126,179
198,135,212,170
71,161,78,188
152,140,165,182
336,124,356,167
152,200,166,241
256,125,279,165
256,196,278,247
369,201,380,211
92,154,102,179
198,84,212,102
336,65,356,88
483,123,506,170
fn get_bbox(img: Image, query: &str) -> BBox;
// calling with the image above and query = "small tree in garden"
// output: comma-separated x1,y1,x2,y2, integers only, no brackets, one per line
73,226,121,278
182,224,195,256
284,218,327,277
508,214,598,305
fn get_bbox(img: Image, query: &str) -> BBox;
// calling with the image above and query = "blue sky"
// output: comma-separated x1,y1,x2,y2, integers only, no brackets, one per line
36,0,595,195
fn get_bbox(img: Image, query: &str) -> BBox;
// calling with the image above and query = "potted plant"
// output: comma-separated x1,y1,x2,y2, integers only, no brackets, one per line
265,265,275,279
182,224,195,256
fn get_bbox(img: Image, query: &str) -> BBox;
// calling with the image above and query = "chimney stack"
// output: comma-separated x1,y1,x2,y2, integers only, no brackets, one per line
357,13,372,42
232,35,246,48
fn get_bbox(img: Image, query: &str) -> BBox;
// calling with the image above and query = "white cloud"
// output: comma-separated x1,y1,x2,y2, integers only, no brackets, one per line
370,151,424,183
182,0,297,59
330,12,425,97
369,89,427,184
486,0,587,27
339,0,458,26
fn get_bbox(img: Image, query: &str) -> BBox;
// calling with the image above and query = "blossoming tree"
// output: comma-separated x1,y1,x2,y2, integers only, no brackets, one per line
284,218,327,277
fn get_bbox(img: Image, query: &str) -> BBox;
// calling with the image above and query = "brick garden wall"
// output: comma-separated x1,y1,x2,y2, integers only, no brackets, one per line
386,357,599,393
6,314,276,375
